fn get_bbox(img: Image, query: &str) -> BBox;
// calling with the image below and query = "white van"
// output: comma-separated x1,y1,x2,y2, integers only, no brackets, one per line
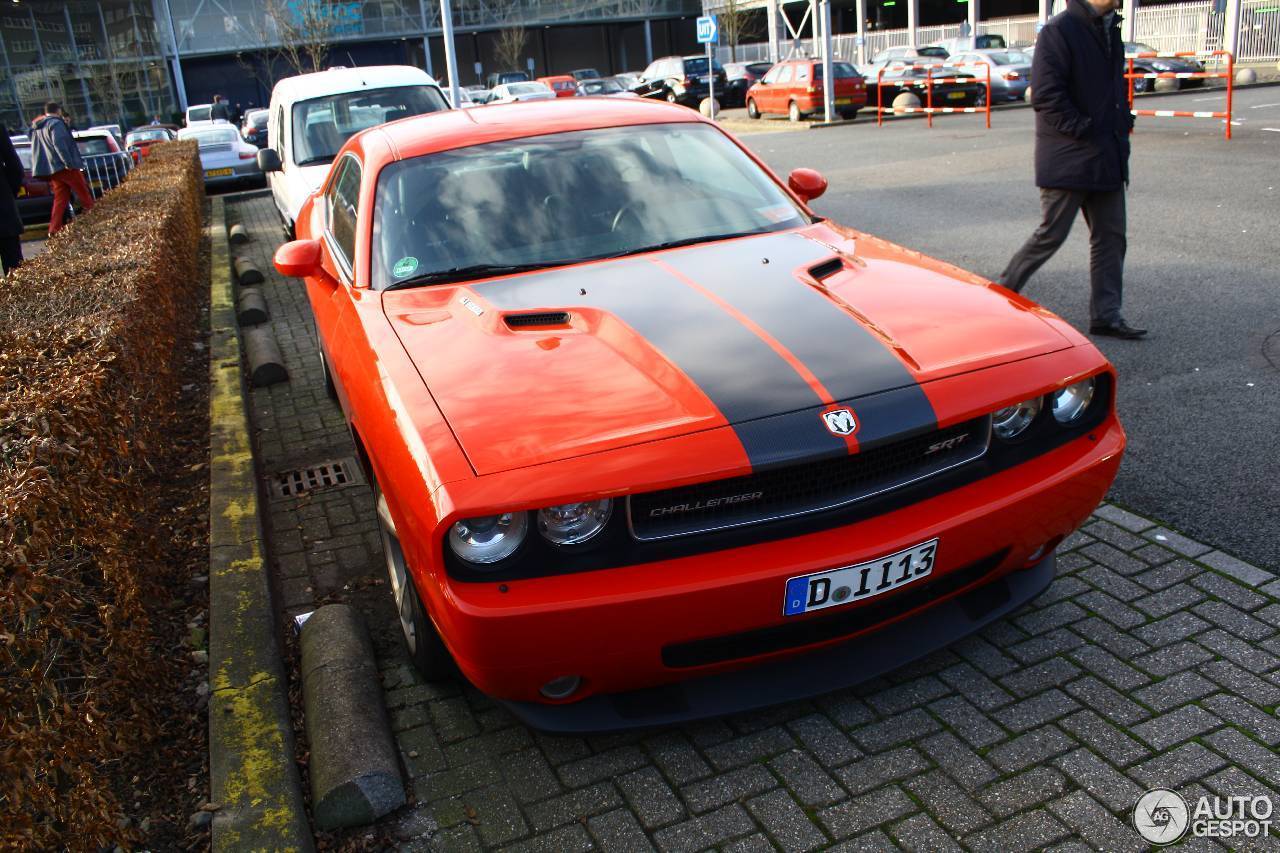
257,66,450,238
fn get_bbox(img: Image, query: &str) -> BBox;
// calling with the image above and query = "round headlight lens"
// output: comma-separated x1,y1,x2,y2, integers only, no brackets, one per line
1052,378,1096,424
537,499,613,546
448,512,528,565
992,396,1042,440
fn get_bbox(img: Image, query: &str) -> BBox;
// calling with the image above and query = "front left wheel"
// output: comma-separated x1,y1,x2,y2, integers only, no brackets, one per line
747,98,761,119
374,484,455,681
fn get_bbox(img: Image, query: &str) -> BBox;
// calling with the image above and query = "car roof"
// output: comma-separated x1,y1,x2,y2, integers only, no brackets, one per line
269,65,437,105
371,98,702,163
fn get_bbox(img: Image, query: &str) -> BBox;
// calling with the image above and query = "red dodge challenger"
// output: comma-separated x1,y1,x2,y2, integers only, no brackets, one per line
274,99,1124,732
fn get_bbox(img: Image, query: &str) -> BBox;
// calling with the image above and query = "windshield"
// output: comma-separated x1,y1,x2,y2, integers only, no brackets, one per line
814,62,861,79
372,123,809,290
248,110,269,127
506,83,549,95
188,106,212,122
14,144,30,170
1128,43,1158,53
683,57,724,75
179,127,239,145
291,85,448,166
75,136,114,155
127,129,169,144
987,52,1030,65
580,80,624,95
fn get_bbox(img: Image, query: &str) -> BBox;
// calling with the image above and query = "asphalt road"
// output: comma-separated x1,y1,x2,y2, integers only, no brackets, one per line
740,86,1280,570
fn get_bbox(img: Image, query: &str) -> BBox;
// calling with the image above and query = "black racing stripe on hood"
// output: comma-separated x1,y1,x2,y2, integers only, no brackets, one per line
477,258,848,466
660,232,938,438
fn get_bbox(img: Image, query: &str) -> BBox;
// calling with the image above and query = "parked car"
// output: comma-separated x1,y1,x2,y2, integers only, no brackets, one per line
1124,42,1205,92
634,55,728,106
89,123,125,147
746,59,866,122
488,81,557,103
536,75,579,98
870,65,988,109
929,34,1008,56
723,61,773,107
124,126,174,163
570,68,602,80
185,103,214,125
576,78,639,98
177,123,262,188
859,46,948,80
612,72,643,91
272,98,1123,731
486,71,531,88
73,130,132,196
11,139,58,226
241,108,270,147
946,49,1033,102
258,65,451,239
463,86,494,105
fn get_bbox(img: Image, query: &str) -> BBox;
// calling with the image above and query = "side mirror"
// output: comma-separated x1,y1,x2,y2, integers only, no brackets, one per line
274,238,321,278
257,147,282,172
788,168,828,202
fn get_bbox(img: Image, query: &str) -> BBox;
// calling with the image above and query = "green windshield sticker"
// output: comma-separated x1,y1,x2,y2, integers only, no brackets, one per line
393,256,418,278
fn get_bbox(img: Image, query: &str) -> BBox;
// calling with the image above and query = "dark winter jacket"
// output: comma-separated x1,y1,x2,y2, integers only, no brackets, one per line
0,130,24,238
211,101,232,122
30,113,83,177
1031,0,1134,191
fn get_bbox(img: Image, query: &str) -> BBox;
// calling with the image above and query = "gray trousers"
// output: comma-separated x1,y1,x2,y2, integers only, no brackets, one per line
999,188,1127,326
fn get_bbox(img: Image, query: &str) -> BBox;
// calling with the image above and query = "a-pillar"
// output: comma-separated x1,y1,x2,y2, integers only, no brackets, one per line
907,0,919,47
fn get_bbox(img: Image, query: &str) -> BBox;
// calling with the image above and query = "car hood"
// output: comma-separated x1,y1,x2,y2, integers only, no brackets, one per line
385,230,1074,475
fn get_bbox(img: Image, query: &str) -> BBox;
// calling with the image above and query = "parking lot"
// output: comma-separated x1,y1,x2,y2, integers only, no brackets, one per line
226,93,1279,850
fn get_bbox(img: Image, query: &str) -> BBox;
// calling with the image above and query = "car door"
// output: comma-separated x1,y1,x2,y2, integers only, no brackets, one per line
312,153,362,405
768,63,794,112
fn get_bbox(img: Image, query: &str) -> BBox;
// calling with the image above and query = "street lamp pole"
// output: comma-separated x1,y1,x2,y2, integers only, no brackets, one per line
440,0,463,108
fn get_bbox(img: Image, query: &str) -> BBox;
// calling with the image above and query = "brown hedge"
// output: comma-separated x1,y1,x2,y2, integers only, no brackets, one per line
0,142,204,848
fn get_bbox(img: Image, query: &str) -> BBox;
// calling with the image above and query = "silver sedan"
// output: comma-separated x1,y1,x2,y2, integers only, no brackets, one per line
946,49,1033,102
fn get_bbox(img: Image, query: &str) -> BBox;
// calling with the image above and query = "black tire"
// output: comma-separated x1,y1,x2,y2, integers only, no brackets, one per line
839,109,859,121
319,345,337,400
283,218,295,241
1134,75,1153,94
788,100,802,123
666,89,679,104
746,98,761,119
374,483,455,681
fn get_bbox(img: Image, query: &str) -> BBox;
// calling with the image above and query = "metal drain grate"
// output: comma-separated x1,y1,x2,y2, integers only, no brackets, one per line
273,458,361,498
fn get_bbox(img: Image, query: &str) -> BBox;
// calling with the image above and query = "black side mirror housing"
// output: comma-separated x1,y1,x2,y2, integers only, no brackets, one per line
257,147,282,172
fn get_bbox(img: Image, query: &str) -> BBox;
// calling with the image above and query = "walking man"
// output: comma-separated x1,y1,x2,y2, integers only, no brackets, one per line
998,0,1146,339
211,94,232,122
30,102,94,237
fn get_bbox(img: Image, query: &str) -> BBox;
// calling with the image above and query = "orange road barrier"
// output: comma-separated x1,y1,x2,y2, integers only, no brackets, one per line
1126,50,1235,140
875,63,992,129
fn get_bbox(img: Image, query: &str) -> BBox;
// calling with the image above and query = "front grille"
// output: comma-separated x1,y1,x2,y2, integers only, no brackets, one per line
628,416,990,541
663,548,1010,668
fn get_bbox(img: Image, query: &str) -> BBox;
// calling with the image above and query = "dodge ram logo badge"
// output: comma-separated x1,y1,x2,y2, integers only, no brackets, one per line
822,408,857,436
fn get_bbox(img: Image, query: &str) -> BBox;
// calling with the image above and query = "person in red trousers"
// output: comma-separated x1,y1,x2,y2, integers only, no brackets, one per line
29,102,94,236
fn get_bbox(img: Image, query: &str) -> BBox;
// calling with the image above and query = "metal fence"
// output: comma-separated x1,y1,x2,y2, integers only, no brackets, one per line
719,3,1280,66
82,152,133,197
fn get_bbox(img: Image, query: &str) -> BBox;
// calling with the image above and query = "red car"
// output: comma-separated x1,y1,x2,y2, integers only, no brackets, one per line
124,126,175,163
274,99,1123,732
536,75,579,98
747,59,868,122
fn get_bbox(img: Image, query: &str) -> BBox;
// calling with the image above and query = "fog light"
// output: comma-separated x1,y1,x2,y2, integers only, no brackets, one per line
539,675,582,700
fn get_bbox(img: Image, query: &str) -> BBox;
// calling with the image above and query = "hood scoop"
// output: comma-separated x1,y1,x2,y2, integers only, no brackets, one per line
504,311,570,328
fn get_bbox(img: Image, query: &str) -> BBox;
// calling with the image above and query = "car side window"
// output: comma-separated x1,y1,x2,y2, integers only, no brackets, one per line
327,155,361,274
275,106,286,162
794,64,810,82
762,65,781,84
776,64,794,84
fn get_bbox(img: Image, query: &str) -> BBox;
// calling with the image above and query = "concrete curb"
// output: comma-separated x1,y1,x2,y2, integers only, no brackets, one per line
300,605,406,831
207,196,314,853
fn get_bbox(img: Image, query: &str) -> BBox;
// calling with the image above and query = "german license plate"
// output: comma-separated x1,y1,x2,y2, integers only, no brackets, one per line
205,167,234,177
947,91,967,100
784,539,938,616
835,97,853,105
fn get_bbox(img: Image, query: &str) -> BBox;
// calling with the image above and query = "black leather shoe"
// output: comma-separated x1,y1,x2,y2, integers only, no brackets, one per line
1089,320,1147,340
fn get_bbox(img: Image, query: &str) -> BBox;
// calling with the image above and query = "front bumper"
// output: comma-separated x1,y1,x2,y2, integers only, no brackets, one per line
438,415,1123,717
505,551,1055,733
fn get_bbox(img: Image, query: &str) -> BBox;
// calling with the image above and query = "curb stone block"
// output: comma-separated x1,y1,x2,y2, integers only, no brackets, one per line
301,605,406,830
234,255,265,286
243,324,289,387
236,287,269,326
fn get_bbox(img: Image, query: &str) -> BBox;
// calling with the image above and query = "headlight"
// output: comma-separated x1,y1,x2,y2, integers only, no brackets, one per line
538,499,612,546
992,397,1042,440
1051,378,1096,424
448,512,528,565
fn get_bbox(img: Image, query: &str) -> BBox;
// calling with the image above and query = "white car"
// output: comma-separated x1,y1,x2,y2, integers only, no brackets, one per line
257,65,451,238
177,124,261,187
488,81,557,103
858,46,948,80
186,103,215,125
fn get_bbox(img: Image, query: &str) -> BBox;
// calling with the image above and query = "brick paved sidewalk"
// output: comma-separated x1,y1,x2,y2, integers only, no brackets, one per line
227,193,1280,852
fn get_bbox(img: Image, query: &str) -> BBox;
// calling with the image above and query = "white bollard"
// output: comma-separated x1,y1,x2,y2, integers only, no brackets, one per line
892,92,922,112
699,97,721,119
1236,68,1257,86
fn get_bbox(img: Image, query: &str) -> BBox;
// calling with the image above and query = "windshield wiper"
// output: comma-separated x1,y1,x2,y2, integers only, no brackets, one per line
384,262,566,290
595,231,763,261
